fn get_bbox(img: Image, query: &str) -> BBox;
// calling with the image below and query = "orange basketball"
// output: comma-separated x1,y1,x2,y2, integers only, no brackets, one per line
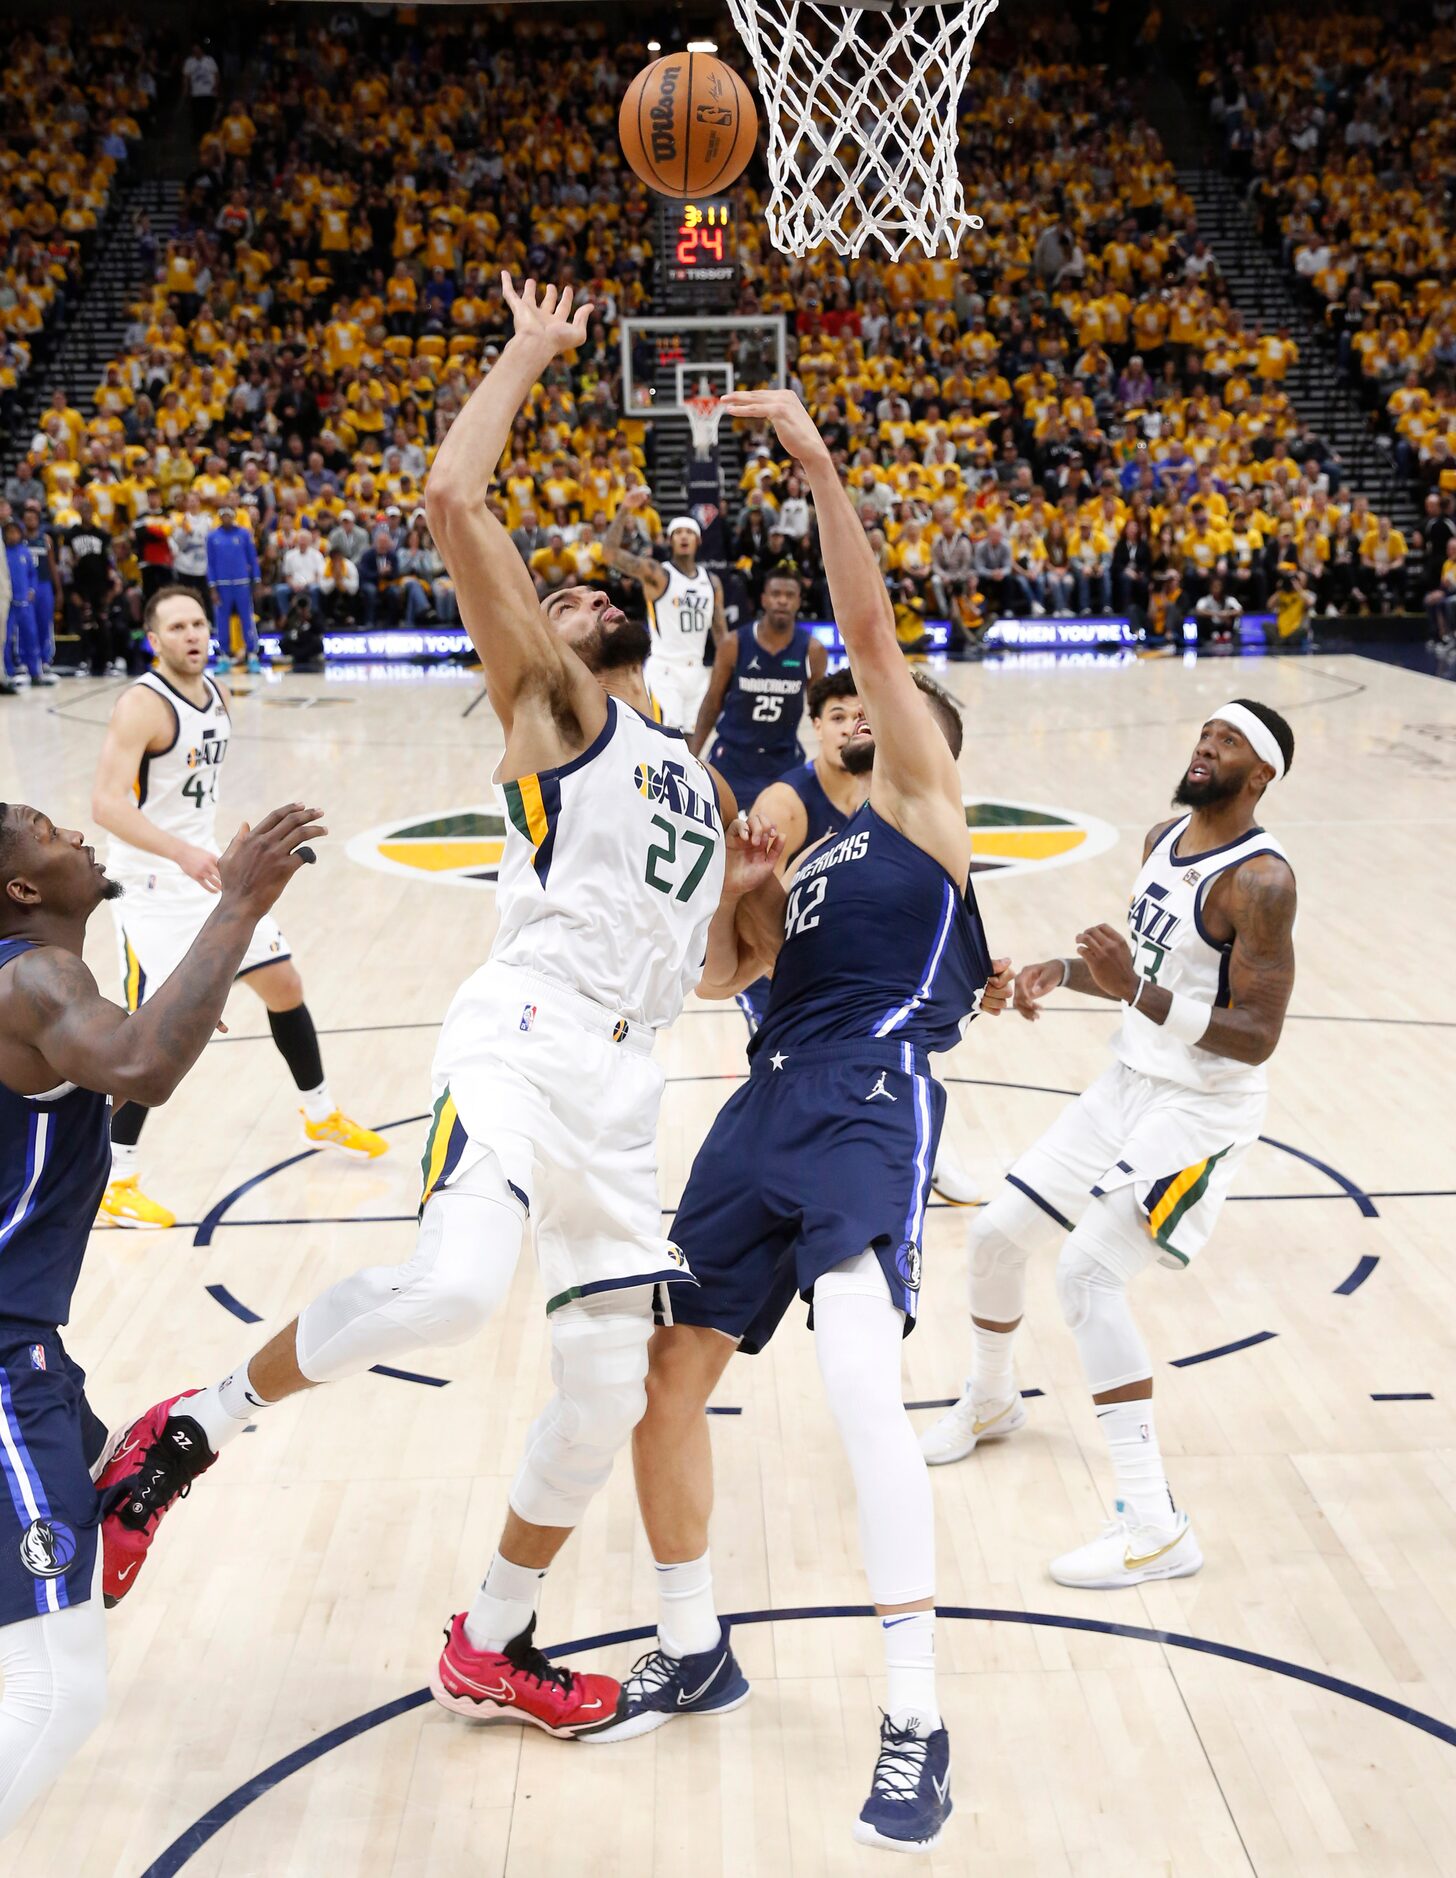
618,52,758,199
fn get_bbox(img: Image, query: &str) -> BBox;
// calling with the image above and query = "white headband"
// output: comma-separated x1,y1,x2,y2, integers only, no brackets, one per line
1212,703,1285,782
667,515,701,539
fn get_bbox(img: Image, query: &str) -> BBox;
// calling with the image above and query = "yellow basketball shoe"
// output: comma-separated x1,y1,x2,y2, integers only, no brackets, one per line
98,1176,177,1231
300,1110,389,1160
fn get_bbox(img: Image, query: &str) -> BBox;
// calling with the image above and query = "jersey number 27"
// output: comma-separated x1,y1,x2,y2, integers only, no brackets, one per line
645,815,716,903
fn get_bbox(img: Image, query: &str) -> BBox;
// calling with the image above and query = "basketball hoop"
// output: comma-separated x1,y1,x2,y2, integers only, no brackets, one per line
686,394,724,460
724,0,998,259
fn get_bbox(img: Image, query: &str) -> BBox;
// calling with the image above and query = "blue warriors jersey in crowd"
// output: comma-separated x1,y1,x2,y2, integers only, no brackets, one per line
0,939,114,1621
709,624,814,805
750,803,993,1060
735,759,849,1033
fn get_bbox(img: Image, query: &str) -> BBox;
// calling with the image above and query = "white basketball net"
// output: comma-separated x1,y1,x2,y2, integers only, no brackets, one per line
725,0,998,259
686,395,724,459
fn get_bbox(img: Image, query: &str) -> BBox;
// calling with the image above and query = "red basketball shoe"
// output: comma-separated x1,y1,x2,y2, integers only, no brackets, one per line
431,1613,619,1737
96,1391,218,1607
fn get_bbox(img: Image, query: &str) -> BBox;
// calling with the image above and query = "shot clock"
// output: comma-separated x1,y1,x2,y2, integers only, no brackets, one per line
658,196,739,308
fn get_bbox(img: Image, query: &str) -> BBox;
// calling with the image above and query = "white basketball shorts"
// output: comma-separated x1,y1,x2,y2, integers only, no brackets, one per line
424,961,696,1315
111,869,290,1010
1006,1061,1264,1267
645,655,710,734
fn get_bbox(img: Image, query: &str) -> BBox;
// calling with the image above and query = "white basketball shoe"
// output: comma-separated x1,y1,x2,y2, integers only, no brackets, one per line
1049,1505,1203,1589
929,1144,980,1204
918,1392,1027,1466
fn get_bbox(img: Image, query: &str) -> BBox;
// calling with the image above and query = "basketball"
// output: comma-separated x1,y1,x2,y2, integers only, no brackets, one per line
618,52,757,198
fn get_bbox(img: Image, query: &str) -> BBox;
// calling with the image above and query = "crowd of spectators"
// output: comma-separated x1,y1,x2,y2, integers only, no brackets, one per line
1200,5,1453,631
2,6,1429,682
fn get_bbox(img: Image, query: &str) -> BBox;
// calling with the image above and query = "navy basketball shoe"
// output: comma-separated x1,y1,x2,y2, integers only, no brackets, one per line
853,1713,953,1852
581,1621,750,1743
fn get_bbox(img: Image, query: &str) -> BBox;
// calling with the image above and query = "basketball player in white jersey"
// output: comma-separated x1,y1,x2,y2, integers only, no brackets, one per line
89,587,387,1228
98,278,785,1737
602,489,724,730
922,701,1297,1589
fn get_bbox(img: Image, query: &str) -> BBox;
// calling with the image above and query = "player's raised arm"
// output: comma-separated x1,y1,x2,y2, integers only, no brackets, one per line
601,489,668,599
2,805,322,1105
425,275,601,740
689,629,737,756
719,390,962,823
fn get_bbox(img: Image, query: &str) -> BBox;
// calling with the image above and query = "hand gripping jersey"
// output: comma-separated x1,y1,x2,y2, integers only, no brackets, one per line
106,671,230,879
751,802,993,1060
1115,814,1293,1097
491,696,726,1032
734,759,849,1033
647,561,716,668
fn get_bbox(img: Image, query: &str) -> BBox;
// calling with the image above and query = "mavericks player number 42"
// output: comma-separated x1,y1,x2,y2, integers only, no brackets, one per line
923,699,1297,1593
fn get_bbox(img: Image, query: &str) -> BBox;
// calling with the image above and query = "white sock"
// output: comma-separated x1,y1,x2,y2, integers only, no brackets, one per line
110,1142,139,1179
182,1363,269,1453
464,1553,546,1653
1097,1399,1178,1532
969,1320,1017,1411
654,1551,720,1660
882,1609,939,1734
299,1081,334,1124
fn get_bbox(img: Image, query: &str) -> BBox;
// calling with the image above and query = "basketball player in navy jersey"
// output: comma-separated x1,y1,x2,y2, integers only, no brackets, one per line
737,668,982,1203
585,390,1011,1858
690,560,827,809
0,797,318,1835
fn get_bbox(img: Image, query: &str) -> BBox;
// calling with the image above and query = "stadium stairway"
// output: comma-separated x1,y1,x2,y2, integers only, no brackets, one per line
1,179,183,484
1179,167,1420,547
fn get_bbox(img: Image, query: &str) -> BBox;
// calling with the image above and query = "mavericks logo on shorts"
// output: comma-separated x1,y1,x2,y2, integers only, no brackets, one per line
19,1518,77,1580
348,796,1116,892
897,1242,923,1293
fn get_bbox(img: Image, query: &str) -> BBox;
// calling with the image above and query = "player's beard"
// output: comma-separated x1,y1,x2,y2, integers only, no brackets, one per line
99,876,125,901
841,735,875,776
582,615,653,672
1172,765,1242,808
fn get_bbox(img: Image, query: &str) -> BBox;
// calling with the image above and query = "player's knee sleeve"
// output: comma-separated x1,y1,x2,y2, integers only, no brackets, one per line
0,1600,107,1836
509,1293,653,1529
966,1180,1055,1322
1054,1233,1153,1396
296,1172,523,1383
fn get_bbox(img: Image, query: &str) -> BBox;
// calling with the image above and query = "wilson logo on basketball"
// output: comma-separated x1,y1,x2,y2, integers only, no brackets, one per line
650,66,680,164
348,797,1117,891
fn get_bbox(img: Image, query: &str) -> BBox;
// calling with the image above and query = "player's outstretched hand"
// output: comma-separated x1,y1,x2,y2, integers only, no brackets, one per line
724,811,783,898
981,957,1014,1016
501,274,593,356
718,389,831,469
1076,923,1138,1002
1013,958,1068,1021
218,803,327,919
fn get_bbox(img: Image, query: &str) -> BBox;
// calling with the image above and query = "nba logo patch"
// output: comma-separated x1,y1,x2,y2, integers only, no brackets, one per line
28,1345,44,1372
519,1003,537,1032
1183,868,1201,886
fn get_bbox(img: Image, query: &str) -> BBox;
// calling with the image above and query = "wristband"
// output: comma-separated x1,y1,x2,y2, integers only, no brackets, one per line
1057,958,1072,987
1157,987,1211,1046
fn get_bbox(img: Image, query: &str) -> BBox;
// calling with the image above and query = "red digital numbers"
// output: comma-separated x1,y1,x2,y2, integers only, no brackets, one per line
675,212,728,268
676,227,699,265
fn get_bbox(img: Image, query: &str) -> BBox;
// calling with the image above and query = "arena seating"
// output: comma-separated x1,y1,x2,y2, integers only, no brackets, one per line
4,6,1423,676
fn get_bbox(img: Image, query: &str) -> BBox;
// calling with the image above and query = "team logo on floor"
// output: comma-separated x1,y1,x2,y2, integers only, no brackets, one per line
20,1517,76,1580
348,796,1116,890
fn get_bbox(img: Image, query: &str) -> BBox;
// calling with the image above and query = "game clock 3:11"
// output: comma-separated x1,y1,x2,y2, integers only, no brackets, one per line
659,196,738,306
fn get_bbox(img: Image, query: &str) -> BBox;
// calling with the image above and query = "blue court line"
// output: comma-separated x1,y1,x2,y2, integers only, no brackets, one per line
1169,1331,1278,1368
369,1365,449,1389
192,1115,430,1247
1370,1393,1434,1402
1335,1254,1381,1296
705,1406,742,1416
1256,1135,1379,1218
137,1600,1456,1877
906,1389,1045,1410
204,1284,260,1325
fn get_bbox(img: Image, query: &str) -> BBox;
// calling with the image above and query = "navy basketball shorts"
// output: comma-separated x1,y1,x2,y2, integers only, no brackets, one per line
708,747,796,819
0,1331,106,1625
669,1041,945,1353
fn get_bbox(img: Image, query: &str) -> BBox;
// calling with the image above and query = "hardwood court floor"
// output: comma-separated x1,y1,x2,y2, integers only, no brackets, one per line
3,649,1454,1877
